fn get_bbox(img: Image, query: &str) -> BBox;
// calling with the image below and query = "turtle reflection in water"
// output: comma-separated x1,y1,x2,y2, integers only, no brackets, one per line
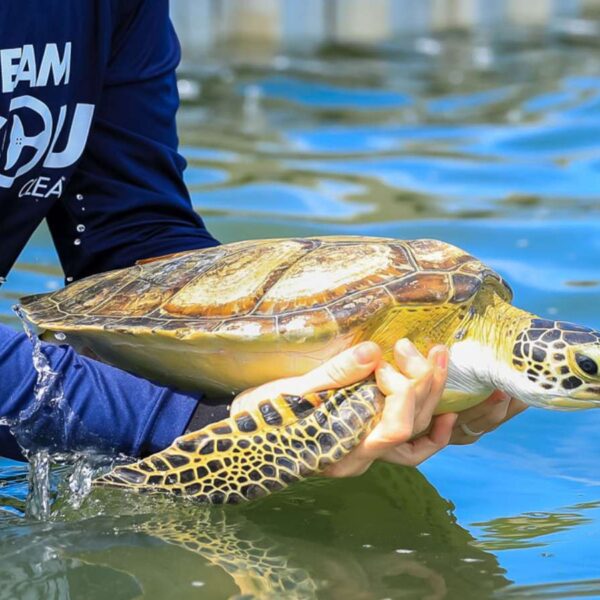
20,237,600,502
0,466,508,600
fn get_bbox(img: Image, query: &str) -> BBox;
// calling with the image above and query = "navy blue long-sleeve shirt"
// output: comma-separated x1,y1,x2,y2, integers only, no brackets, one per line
0,1,222,459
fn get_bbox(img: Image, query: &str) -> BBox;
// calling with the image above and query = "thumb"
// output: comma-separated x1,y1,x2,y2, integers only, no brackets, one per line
295,341,382,394
231,342,381,414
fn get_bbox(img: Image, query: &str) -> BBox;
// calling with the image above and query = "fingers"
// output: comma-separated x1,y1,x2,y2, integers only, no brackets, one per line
297,341,382,393
375,342,447,434
506,397,528,420
393,339,434,401
382,413,458,467
322,378,418,478
450,392,528,445
411,413,458,465
324,340,450,478
418,346,448,432
393,338,431,379
455,390,509,425
363,382,416,454
325,411,458,478
232,341,382,414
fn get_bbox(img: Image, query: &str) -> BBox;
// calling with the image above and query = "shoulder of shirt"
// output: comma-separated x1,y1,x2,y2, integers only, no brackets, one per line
106,0,180,86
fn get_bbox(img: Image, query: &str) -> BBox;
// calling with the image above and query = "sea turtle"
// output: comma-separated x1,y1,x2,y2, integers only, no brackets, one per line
19,236,600,503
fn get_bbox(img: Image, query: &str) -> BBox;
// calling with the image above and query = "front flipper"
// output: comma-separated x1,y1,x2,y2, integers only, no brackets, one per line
95,381,384,503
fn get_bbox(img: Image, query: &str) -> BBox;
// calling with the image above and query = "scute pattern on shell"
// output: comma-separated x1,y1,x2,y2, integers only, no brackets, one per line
19,237,512,337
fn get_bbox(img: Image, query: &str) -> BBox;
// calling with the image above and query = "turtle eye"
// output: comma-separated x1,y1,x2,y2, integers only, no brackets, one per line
575,352,598,376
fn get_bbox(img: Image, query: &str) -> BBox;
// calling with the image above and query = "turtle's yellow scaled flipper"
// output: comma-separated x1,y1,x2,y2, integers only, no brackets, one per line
95,381,384,503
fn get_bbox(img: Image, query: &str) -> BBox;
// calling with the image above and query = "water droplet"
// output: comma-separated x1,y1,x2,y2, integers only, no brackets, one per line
81,207,86,212
362,544,373,549
507,109,523,123
76,224,85,233
76,194,84,201
55,332,66,341
67,457,95,509
394,548,414,554
73,238,81,246
273,55,291,70
191,581,205,588
455,329,466,340
473,46,493,68
66,276,73,283
177,78,201,101
415,37,441,56
461,557,483,563
27,450,52,520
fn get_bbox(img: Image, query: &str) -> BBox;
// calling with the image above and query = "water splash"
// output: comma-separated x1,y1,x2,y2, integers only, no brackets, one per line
9,306,108,519
26,450,51,520
14,306,65,420
66,454,95,510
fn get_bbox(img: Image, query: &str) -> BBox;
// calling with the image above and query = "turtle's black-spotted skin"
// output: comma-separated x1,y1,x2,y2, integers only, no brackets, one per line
96,381,384,503
513,319,600,392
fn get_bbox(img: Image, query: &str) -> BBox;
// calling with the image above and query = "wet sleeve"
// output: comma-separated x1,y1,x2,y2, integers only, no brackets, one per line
46,0,219,281
0,323,213,460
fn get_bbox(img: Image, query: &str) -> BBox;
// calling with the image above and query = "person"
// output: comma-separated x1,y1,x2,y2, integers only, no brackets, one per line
0,1,526,472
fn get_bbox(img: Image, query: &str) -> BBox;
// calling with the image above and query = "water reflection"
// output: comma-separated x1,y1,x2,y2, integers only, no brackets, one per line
474,502,599,551
1,24,600,599
0,464,510,600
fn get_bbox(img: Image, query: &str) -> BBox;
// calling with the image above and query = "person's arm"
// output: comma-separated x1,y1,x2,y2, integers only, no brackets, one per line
0,324,229,460
46,0,219,281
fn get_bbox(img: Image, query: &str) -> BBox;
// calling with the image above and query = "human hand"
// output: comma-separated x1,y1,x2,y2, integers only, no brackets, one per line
449,390,528,445
323,339,456,477
231,339,457,478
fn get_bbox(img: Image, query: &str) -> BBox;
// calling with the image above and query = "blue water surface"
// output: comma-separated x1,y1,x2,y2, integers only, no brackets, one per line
1,28,600,600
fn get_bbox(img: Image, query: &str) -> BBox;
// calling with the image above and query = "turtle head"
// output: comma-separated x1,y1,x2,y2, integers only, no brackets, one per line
511,318,600,409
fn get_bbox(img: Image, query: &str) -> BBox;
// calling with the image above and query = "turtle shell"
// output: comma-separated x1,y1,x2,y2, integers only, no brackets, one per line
19,236,512,393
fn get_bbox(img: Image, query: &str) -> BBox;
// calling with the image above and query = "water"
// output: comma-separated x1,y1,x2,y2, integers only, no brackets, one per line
2,27,600,599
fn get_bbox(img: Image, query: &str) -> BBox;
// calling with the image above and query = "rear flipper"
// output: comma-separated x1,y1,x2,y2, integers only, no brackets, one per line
95,380,384,503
